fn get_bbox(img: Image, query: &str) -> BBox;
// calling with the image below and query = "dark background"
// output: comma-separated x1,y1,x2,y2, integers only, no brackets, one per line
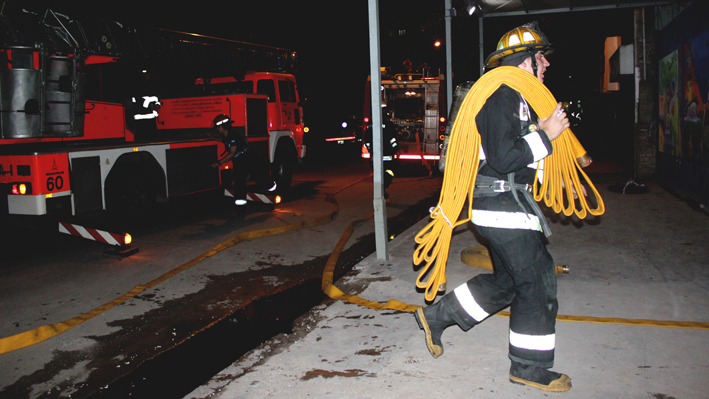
9,0,637,166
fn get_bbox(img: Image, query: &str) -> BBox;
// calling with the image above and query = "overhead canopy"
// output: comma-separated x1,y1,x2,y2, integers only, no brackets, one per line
471,0,678,17
466,0,680,75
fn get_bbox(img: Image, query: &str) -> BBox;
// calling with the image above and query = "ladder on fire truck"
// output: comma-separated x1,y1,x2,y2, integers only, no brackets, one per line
0,4,296,77
1,4,298,138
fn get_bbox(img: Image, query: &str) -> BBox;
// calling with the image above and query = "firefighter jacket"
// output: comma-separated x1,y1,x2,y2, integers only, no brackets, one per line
364,119,399,160
472,85,553,233
223,126,249,159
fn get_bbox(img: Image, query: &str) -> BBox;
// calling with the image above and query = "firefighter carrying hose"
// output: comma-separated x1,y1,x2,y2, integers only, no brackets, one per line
414,22,574,392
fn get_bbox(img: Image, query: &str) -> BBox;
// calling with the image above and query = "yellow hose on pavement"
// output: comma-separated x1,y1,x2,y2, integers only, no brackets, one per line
0,203,339,355
413,67,605,302
319,183,709,331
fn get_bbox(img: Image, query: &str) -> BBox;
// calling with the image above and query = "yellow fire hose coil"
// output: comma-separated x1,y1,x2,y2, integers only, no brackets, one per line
413,67,605,302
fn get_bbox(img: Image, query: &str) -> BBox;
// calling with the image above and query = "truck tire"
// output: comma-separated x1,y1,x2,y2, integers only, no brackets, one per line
271,142,296,192
105,164,155,221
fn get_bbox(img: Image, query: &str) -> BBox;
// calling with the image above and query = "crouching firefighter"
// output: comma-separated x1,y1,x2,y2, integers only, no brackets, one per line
211,114,250,206
414,22,573,392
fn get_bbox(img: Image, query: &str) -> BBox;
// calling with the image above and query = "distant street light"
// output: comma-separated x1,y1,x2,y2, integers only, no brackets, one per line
434,40,442,48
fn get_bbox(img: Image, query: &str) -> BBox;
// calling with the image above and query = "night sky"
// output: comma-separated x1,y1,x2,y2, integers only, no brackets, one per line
8,1,637,161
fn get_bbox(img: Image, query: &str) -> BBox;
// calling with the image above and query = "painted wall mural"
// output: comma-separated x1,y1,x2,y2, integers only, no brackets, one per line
658,10,709,166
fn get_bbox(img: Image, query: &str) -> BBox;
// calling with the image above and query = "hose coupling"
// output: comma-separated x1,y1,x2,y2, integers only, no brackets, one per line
556,265,570,274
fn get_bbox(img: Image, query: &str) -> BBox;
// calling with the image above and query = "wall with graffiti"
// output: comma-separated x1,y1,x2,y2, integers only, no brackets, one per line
657,1,709,206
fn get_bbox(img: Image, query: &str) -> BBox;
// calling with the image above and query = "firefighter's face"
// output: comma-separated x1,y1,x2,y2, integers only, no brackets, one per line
215,125,227,136
520,51,550,83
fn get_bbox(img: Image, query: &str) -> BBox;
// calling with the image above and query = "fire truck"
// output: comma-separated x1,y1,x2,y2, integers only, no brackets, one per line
362,68,446,166
0,8,305,230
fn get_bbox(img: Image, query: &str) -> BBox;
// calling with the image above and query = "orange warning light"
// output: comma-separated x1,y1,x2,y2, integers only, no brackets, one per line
124,233,132,246
275,195,282,204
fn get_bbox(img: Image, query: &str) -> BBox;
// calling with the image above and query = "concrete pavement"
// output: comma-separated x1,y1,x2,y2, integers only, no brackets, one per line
188,172,709,399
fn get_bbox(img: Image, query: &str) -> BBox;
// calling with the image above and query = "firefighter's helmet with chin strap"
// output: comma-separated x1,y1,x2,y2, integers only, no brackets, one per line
484,21,552,77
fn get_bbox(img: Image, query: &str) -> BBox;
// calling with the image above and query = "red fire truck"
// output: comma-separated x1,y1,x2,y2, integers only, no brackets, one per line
0,8,305,230
362,69,446,166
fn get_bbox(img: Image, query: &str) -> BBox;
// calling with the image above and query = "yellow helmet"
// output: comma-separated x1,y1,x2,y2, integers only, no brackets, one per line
485,22,551,69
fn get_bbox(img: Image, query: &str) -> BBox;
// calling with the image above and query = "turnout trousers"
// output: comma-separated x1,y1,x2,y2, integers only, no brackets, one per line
231,152,249,202
441,225,558,368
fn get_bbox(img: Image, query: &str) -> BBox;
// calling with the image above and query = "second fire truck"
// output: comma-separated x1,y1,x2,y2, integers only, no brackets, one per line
362,68,446,167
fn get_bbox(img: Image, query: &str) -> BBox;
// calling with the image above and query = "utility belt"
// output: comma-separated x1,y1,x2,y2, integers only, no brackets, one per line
473,174,533,196
473,172,552,237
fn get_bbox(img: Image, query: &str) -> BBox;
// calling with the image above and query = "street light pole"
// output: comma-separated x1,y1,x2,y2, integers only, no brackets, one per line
445,0,454,111
367,0,388,260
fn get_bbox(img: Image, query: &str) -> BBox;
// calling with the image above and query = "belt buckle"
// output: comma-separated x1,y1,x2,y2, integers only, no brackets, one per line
525,184,533,193
493,180,506,193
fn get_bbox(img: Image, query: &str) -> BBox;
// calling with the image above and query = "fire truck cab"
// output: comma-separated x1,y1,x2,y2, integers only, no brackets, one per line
194,72,305,187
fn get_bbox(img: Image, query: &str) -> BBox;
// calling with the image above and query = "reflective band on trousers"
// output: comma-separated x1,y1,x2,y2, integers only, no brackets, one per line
454,284,489,322
472,209,542,232
509,330,555,351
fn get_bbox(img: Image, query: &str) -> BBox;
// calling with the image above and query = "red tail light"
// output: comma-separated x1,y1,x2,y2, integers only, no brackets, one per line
11,183,32,195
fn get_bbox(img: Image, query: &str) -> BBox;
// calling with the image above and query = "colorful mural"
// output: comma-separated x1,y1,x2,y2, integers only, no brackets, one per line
659,50,679,156
659,21,709,165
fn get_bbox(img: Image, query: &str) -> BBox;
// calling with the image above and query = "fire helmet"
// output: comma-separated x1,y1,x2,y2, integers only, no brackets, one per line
211,114,232,129
484,21,552,70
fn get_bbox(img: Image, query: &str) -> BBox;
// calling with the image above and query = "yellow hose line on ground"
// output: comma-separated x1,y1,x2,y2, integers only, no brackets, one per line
413,67,605,302
319,198,709,330
0,202,339,356
320,209,420,313
493,311,709,330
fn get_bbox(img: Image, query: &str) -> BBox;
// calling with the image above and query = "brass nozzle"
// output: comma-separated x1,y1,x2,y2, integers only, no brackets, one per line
575,153,592,168
556,265,570,274
438,282,447,292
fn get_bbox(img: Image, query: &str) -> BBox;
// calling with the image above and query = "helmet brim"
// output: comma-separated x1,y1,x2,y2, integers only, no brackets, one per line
485,44,552,69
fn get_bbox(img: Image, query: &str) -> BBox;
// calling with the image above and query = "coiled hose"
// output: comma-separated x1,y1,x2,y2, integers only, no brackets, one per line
413,66,605,302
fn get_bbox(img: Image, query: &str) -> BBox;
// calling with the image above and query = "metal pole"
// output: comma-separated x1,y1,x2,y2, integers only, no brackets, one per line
444,0,453,111
479,17,484,77
367,0,388,260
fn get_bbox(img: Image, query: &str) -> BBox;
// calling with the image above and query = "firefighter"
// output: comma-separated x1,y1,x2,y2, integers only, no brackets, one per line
129,95,161,134
413,22,572,392
127,68,161,138
364,111,399,199
211,114,250,206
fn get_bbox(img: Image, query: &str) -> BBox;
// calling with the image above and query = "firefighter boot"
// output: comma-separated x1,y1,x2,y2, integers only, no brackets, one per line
414,298,457,359
509,360,572,392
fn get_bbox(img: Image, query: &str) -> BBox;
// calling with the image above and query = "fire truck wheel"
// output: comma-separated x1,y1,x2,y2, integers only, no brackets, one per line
271,145,296,192
105,165,156,221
